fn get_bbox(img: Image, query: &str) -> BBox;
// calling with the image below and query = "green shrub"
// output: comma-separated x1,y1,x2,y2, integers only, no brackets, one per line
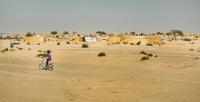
146,43,153,46
148,53,153,57
66,41,70,44
82,44,89,48
10,43,14,48
136,41,141,45
37,53,47,58
4,48,8,51
141,56,149,61
9,49,15,52
18,48,23,50
123,42,128,44
189,49,194,51
2,48,9,53
98,52,106,57
140,51,147,55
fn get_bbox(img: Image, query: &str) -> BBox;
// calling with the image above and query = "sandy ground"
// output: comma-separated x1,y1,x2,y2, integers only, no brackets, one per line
0,42,200,102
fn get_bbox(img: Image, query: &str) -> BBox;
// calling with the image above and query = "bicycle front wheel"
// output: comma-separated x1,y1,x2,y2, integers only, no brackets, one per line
48,64,54,70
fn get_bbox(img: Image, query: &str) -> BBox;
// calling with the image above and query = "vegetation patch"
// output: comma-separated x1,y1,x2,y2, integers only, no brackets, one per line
37,53,47,58
10,43,14,48
189,49,194,51
140,51,148,55
66,41,70,44
147,53,153,57
141,56,149,61
146,43,153,46
136,41,141,45
82,44,89,48
98,52,106,57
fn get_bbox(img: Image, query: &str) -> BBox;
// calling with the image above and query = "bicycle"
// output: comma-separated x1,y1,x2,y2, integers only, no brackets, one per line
39,57,54,70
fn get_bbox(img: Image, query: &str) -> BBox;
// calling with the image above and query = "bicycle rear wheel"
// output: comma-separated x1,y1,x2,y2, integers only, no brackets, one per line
48,64,54,70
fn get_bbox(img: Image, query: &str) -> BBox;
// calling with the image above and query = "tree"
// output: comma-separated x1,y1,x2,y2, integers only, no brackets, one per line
96,31,107,36
63,31,69,34
166,32,172,36
26,32,33,37
51,31,57,34
156,32,164,35
170,30,183,36
130,32,136,36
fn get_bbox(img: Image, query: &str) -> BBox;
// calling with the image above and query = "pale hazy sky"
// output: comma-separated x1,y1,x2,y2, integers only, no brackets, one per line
0,0,199,34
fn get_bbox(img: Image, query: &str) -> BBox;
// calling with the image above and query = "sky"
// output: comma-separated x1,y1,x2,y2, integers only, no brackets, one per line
0,0,199,34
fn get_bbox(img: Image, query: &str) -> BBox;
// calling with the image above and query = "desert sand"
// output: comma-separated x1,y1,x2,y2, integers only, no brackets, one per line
0,42,200,102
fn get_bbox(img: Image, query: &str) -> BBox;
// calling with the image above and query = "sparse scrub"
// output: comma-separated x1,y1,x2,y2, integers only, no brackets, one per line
37,53,47,58
147,53,153,57
98,52,106,57
146,43,153,46
28,48,31,50
140,51,147,55
130,43,134,45
82,44,89,48
141,56,149,61
136,41,141,45
57,42,60,45
38,50,42,52
155,55,158,58
189,49,194,51
18,48,23,50
66,41,70,44
27,42,30,45
10,43,14,48
2,48,9,53
9,49,15,52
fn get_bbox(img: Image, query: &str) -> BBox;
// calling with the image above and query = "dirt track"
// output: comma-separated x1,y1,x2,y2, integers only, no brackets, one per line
0,44,200,102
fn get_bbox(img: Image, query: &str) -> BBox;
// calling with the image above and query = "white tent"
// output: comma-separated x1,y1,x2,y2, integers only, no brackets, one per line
84,37,97,42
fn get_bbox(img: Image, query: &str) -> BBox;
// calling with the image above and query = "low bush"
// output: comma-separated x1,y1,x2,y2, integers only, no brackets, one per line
57,42,60,45
10,43,14,48
155,55,158,58
136,41,141,45
66,41,70,44
18,48,23,50
37,53,47,58
141,56,149,61
189,49,194,51
146,43,153,46
147,53,153,57
28,48,31,50
140,51,147,55
98,52,106,57
82,44,89,48
38,50,42,52
2,48,9,53
27,42,30,45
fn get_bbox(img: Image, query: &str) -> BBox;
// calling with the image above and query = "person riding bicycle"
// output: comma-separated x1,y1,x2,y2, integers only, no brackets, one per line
46,50,52,69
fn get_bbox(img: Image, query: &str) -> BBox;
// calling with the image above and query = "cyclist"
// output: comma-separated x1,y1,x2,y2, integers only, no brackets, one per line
46,50,52,69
